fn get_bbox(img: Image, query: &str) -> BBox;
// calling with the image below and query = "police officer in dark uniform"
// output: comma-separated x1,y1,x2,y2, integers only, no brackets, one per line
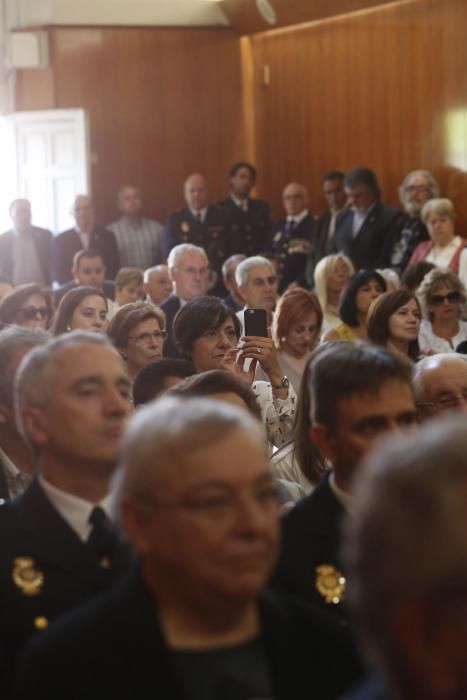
163,173,230,297
272,182,315,293
0,332,133,693
218,161,271,257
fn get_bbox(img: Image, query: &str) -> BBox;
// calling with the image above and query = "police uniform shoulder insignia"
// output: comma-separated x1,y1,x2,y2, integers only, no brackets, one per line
315,564,346,605
12,557,44,596
181,221,190,233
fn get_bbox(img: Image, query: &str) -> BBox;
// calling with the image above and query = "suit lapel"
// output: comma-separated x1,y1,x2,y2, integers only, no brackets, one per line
14,479,111,582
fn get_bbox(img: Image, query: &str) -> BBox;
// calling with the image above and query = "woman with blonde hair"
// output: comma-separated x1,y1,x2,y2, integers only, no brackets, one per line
409,198,467,279
313,254,354,333
417,267,467,354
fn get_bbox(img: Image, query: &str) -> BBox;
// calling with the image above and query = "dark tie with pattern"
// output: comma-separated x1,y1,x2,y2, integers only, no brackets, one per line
87,506,116,569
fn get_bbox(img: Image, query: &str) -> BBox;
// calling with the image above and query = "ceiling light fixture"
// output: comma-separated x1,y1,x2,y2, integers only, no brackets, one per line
256,0,277,25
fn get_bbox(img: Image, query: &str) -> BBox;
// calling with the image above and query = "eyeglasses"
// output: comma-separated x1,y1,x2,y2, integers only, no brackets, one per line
429,291,461,306
129,330,167,345
140,484,280,522
405,185,429,195
19,306,48,320
417,389,467,412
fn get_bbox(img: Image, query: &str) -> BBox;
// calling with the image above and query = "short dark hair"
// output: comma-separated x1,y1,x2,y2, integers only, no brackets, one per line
339,270,387,327
168,370,262,421
229,161,257,182
51,286,108,336
0,284,53,327
344,167,381,197
73,248,104,269
367,290,421,361
400,262,436,292
310,343,414,429
173,297,241,359
107,301,166,351
322,170,345,184
133,358,195,406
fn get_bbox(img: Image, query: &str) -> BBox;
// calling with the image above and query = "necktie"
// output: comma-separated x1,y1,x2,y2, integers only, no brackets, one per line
87,506,116,569
195,212,202,223
286,218,295,236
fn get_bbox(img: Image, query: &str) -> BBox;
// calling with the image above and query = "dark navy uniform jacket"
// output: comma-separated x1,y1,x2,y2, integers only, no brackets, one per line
271,214,315,292
218,196,271,257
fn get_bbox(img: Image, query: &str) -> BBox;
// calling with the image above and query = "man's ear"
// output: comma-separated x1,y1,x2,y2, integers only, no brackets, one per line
71,266,79,283
237,284,247,304
120,498,152,556
310,423,337,462
20,407,49,447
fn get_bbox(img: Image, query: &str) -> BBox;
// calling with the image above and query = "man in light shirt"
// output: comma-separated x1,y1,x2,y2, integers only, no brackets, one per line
273,343,418,623
0,199,53,287
0,331,132,690
108,185,164,270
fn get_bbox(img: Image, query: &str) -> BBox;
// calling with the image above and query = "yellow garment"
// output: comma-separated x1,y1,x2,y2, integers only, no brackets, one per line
333,323,358,341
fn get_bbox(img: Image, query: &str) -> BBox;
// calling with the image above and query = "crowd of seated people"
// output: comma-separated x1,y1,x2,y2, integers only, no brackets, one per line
1,162,467,699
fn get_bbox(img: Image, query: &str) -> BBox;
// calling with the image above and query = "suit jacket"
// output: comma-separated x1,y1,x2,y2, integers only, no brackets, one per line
333,202,405,271
16,566,363,700
272,475,349,623
0,459,8,503
160,293,182,358
53,226,120,284
305,210,338,287
54,279,116,305
163,205,230,296
218,196,271,256
380,215,430,275
0,479,132,692
271,214,315,291
0,227,53,286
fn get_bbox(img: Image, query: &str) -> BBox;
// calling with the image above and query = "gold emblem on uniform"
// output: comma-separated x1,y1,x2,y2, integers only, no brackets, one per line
273,232,282,243
315,564,346,605
12,557,44,596
34,616,48,630
181,221,190,233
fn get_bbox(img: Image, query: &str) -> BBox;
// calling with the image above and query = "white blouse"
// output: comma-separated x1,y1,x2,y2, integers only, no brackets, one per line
418,319,467,354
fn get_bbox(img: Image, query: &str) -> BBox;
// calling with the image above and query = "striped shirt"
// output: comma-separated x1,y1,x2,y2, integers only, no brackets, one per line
108,216,164,269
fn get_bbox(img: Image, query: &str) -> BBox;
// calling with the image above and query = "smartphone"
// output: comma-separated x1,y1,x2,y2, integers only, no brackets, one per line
244,308,268,337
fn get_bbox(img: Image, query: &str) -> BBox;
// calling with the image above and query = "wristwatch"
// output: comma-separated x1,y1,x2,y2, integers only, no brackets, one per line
270,376,289,390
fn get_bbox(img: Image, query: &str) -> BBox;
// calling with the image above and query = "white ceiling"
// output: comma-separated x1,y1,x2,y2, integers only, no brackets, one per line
15,0,230,28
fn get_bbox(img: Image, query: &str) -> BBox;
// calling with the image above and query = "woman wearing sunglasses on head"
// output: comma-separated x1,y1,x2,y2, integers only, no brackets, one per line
0,283,52,331
417,267,467,354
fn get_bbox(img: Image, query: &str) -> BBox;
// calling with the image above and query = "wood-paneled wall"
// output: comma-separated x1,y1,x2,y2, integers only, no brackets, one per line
15,0,467,233
16,27,246,224
248,0,467,231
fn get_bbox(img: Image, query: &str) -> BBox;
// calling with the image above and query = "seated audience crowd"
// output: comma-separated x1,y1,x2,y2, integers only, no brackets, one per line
1,163,467,699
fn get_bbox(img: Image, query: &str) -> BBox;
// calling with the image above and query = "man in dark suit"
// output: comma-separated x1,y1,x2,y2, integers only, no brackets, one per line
273,343,418,623
219,161,271,257
164,173,231,296
16,396,362,699
333,168,404,271
0,331,132,692
0,199,53,286
306,171,348,286
0,327,48,505
53,195,120,284
54,249,116,305
272,182,314,292
161,243,210,358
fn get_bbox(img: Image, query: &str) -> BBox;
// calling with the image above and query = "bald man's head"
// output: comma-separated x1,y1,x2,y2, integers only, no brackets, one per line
282,182,308,217
184,173,208,212
414,354,467,420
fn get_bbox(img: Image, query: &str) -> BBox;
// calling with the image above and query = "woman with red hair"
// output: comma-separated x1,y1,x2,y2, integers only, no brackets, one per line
272,287,323,394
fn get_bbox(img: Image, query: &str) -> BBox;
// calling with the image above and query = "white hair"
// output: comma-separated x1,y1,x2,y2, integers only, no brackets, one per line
114,395,265,508
167,243,207,269
235,256,274,287
344,416,467,687
222,254,246,280
413,352,467,403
